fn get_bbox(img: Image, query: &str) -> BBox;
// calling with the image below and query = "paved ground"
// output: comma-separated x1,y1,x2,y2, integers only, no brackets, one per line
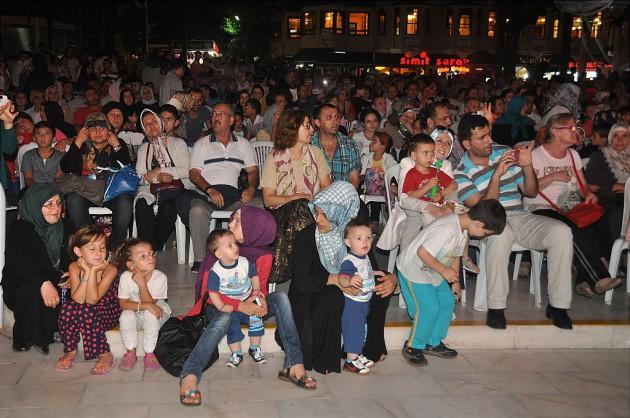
0,331,628,418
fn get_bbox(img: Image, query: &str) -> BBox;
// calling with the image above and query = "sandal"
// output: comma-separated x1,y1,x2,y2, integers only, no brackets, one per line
180,375,202,406
55,354,76,372
278,368,317,390
463,257,480,274
91,353,114,375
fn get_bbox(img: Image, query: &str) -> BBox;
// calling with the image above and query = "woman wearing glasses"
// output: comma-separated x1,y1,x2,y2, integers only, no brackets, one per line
524,113,621,298
2,184,74,354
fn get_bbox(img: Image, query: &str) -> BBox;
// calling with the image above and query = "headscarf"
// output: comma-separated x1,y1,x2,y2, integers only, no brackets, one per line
141,86,157,105
119,88,136,119
195,205,278,299
309,181,360,273
602,123,630,183
543,83,580,123
18,184,64,268
43,101,75,138
263,103,279,132
494,96,534,141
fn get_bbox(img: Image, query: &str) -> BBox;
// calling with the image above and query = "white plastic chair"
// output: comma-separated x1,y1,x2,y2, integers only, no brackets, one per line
465,239,544,311
604,177,630,304
251,142,273,188
383,164,407,309
17,143,38,190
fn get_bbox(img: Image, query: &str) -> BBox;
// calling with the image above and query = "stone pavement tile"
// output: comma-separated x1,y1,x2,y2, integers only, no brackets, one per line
201,354,263,380
514,394,630,418
398,394,535,418
186,400,281,418
541,372,629,395
557,349,630,372
277,397,403,418
5,405,149,418
0,410,9,418
0,338,65,365
80,380,208,406
0,364,28,385
19,360,144,385
0,383,85,408
378,352,476,374
374,398,412,417
206,378,330,402
435,372,562,395
325,373,445,398
461,350,581,372
138,366,177,382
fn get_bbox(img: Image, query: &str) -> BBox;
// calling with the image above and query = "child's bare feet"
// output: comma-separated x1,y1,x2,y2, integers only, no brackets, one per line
91,352,114,375
55,350,77,372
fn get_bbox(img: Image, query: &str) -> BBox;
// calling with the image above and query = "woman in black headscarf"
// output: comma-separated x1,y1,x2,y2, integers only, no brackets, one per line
42,101,76,138
2,184,74,353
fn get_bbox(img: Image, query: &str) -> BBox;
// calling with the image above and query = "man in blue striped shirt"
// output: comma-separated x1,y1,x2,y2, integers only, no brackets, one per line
454,114,573,330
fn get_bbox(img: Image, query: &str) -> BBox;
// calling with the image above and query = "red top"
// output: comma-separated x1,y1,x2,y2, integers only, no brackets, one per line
402,166,453,204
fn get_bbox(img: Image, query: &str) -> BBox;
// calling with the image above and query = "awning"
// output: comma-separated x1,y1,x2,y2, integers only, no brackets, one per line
291,48,464,67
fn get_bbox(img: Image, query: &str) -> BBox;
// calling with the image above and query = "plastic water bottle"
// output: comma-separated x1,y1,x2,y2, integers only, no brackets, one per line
153,194,159,216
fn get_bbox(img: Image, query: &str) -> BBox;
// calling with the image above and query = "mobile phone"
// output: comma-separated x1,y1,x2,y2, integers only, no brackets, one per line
253,297,261,306
0,95,9,106
513,148,521,161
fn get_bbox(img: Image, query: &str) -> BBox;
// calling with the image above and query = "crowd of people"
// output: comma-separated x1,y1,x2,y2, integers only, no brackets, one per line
1,46,629,406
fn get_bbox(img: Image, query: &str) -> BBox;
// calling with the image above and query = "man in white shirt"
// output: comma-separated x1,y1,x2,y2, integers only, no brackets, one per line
25,89,45,124
188,102,258,271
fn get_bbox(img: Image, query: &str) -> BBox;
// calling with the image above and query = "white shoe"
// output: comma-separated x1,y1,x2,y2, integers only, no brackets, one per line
357,354,375,368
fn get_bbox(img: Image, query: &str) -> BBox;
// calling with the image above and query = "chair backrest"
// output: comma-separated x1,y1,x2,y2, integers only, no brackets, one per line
384,163,400,218
17,143,38,190
251,142,274,175
622,177,630,238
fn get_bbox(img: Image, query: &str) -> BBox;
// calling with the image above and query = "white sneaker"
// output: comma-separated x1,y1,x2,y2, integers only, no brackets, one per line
248,346,267,364
343,358,370,374
225,353,243,368
357,354,375,368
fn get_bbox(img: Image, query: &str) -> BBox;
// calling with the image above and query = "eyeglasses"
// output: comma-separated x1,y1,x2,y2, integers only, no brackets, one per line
42,200,63,209
554,125,585,136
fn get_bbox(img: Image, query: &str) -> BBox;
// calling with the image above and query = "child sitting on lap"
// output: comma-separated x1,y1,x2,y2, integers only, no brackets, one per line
206,229,266,368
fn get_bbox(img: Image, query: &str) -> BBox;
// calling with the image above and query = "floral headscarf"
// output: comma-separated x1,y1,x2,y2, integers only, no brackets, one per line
602,123,630,183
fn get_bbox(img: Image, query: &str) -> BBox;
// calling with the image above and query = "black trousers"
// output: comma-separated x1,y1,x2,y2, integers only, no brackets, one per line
135,197,178,251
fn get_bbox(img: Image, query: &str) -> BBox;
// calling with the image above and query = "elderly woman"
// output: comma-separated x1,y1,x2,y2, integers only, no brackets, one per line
492,96,536,147
59,112,132,250
525,113,620,297
134,109,191,251
585,122,630,240
289,181,396,374
180,206,316,406
2,185,74,353
261,109,332,284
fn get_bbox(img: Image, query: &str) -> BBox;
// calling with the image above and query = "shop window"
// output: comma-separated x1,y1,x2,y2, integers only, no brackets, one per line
395,8,401,36
591,12,602,38
487,10,496,37
446,9,453,37
302,12,315,35
553,17,559,38
287,17,300,38
571,16,582,39
378,10,386,35
322,11,344,34
406,8,419,35
534,16,546,37
349,12,369,35
459,11,471,37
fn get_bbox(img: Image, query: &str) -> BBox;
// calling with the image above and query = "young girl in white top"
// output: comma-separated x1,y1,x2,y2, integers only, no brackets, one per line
114,238,172,372
361,131,397,231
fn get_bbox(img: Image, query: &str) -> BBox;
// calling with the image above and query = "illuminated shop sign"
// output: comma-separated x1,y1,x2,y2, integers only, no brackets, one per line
568,61,613,70
399,51,470,73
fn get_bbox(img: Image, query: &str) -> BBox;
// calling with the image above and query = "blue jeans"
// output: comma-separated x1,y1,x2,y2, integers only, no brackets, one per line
180,304,231,382
266,292,304,369
227,311,264,344
341,297,370,355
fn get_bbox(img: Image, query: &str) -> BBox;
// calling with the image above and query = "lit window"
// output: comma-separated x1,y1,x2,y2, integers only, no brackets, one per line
553,18,559,38
322,11,344,34
406,8,419,35
446,9,453,37
591,12,602,38
287,17,300,38
534,16,546,37
395,8,400,36
302,12,315,35
571,16,582,39
459,12,471,36
487,10,496,37
378,10,386,35
349,12,369,35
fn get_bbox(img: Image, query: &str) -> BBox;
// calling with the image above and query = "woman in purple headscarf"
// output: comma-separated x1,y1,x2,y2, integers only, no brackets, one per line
179,206,315,406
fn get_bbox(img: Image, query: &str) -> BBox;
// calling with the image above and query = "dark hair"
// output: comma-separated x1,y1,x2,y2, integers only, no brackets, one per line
158,103,179,119
344,217,371,238
593,123,611,139
169,59,186,71
68,225,107,260
425,101,448,121
112,238,151,271
33,120,55,136
189,87,203,95
14,112,34,125
618,106,630,116
359,108,381,124
206,229,234,254
375,131,393,154
467,199,506,235
314,103,338,120
245,98,261,115
501,89,514,99
83,86,97,95
408,133,434,153
273,108,309,150
458,114,489,142
489,96,503,113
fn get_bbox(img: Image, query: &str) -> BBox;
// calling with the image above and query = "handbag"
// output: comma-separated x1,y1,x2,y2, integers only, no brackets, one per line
154,293,219,377
150,179,185,195
54,173,106,206
538,151,604,228
100,162,141,202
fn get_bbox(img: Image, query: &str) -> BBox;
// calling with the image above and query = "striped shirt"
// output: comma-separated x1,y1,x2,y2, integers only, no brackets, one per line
454,144,524,211
311,132,361,183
